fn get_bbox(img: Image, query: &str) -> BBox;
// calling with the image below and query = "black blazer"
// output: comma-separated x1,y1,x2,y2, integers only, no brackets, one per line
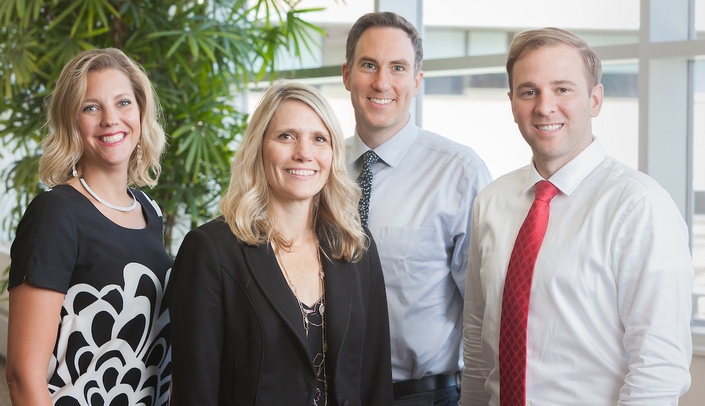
168,218,393,406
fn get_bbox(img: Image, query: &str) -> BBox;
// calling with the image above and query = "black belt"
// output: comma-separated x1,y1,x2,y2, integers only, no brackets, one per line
393,372,460,399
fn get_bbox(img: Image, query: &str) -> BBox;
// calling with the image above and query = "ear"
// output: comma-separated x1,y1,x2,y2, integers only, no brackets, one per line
508,91,518,123
412,69,424,97
342,63,351,91
590,83,604,118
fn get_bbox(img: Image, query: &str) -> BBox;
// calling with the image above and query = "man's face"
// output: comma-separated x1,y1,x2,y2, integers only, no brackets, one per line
342,26,422,147
509,44,603,177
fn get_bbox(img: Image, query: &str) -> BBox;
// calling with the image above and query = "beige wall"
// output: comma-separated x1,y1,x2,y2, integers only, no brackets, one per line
682,351,705,405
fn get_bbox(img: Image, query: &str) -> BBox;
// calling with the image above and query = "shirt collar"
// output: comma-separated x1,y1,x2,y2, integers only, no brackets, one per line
349,117,418,168
524,137,606,196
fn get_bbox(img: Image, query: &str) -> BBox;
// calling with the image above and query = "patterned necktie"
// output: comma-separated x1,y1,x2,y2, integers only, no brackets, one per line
356,150,379,227
499,180,559,406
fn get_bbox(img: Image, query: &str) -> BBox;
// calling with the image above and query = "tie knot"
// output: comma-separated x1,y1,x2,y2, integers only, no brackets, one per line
361,150,379,167
534,180,559,203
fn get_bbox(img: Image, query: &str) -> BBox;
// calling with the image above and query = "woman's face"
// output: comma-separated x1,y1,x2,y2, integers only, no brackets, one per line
262,100,333,210
77,68,141,173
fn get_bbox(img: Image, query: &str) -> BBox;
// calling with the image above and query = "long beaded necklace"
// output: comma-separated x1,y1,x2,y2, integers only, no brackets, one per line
275,244,328,406
72,165,137,212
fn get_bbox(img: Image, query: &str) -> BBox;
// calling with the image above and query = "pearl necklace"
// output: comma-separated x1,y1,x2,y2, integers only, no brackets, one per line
73,165,137,212
79,177,138,212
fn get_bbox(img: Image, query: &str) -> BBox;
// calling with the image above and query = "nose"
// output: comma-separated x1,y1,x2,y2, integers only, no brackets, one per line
292,139,313,161
535,93,557,116
371,69,391,92
101,107,118,127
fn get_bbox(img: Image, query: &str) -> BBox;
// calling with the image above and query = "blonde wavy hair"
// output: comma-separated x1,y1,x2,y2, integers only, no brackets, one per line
39,48,166,187
218,80,367,262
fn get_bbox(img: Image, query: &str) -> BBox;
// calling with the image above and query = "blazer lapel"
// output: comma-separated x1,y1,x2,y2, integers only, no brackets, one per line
320,245,354,370
243,243,310,348
242,239,355,371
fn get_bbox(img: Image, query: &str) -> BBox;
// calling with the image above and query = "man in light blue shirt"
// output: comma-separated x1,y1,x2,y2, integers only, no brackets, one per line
342,12,492,405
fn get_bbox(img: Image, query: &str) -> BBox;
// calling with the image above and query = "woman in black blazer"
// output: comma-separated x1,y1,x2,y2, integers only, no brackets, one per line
168,80,393,406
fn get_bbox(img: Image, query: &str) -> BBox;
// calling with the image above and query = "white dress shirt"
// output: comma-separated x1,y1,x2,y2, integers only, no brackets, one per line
347,118,492,381
462,138,693,405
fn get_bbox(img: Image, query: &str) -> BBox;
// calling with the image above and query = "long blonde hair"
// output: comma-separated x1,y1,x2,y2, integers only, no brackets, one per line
39,48,166,187
218,80,367,262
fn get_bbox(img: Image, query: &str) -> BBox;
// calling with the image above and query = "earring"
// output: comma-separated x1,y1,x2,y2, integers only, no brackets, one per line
136,144,143,166
72,163,79,178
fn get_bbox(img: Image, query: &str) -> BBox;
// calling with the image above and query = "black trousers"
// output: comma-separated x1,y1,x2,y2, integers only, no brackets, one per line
392,385,460,406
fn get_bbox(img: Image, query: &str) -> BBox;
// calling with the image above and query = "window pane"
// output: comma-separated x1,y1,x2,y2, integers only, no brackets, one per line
424,0,640,58
697,0,705,39
280,0,641,67
422,73,527,177
424,0,640,35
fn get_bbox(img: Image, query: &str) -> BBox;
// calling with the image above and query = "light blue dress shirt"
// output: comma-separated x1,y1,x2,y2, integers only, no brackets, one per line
346,118,492,381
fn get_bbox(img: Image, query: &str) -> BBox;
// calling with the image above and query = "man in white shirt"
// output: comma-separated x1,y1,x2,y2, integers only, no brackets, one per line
343,12,492,405
461,27,694,405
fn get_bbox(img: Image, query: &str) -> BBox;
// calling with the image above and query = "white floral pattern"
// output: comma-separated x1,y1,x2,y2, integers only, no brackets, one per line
48,263,171,406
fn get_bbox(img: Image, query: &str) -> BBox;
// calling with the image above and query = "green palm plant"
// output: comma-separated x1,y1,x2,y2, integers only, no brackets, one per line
0,0,325,252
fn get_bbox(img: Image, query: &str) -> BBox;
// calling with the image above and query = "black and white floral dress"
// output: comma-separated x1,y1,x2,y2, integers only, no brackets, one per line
9,185,172,406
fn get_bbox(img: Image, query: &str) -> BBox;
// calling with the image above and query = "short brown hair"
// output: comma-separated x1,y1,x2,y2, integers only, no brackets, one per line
345,11,423,73
506,27,602,91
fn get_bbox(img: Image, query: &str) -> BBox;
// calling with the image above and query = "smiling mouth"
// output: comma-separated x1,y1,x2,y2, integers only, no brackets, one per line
536,124,563,131
99,133,127,143
286,169,316,176
370,97,393,105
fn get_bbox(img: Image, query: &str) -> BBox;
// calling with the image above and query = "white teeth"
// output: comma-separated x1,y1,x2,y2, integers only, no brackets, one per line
370,98,393,105
287,169,315,176
537,124,562,131
100,133,126,143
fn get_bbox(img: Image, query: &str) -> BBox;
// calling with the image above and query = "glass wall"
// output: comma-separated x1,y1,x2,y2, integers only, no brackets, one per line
424,0,640,57
281,0,640,67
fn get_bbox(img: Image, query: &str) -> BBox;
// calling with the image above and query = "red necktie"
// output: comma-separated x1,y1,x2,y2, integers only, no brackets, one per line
499,180,559,406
